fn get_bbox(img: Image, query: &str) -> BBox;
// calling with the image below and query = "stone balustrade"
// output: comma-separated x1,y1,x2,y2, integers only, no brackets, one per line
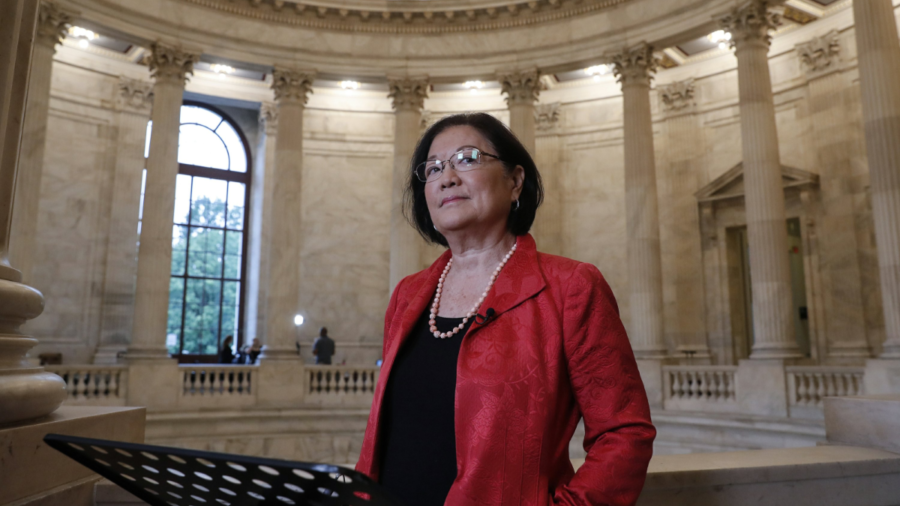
663,366,738,412
305,365,380,406
45,365,128,406
786,366,865,419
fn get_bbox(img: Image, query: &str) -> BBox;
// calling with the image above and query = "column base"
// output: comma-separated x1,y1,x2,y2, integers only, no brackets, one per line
879,339,900,359
122,346,171,361
749,343,803,360
633,349,669,360
92,344,128,365
675,344,712,365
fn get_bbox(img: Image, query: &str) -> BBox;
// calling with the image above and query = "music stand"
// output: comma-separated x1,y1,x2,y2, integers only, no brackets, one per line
44,433,399,506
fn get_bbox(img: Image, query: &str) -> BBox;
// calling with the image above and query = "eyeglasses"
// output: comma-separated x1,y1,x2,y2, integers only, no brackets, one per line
415,148,503,183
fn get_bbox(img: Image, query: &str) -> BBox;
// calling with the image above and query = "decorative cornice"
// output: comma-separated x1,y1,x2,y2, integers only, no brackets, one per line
116,77,153,112
271,67,315,104
36,2,73,49
659,79,696,113
180,0,630,34
611,44,658,86
720,0,784,49
797,29,840,76
387,77,429,112
260,102,279,133
534,102,560,131
147,43,199,85
498,69,541,106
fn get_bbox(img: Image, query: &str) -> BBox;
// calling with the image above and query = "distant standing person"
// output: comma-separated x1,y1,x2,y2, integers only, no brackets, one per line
219,335,235,364
312,327,335,365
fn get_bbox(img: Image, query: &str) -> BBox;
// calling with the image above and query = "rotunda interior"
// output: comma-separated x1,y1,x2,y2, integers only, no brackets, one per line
2,0,900,504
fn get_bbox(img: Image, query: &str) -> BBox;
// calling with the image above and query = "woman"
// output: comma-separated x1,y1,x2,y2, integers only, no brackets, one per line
219,335,235,364
356,113,655,506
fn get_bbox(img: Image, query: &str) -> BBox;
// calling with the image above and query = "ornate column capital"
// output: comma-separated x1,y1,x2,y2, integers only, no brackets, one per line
611,44,658,86
116,77,153,113
497,68,541,106
797,29,841,77
147,42,199,86
720,0,784,49
36,2,73,50
659,78,696,113
260,102,279,134
271,67,316,104
535,102,561,132
387,76,429,112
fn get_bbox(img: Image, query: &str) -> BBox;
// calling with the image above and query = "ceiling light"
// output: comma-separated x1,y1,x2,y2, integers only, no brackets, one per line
211,64,235,79
340,80,360,90
584,65,610,81
68,26,98,49
293,314,305,327
708,30,732,50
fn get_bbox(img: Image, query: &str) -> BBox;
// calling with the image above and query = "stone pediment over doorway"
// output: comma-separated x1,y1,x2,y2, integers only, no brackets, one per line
695,162,819,204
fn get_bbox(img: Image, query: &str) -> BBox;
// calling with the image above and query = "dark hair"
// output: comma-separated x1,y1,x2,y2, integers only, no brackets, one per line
404,112,543,247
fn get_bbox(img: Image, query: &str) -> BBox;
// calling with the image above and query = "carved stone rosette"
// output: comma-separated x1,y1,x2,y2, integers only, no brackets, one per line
659,79,696,113
797,29,841,76
720,0,784,48
36,2,73,49
611,44,658,86
148,43,199,85
271,67,316,104
116,77,153,113
534,102,560,131
497,69,541,106
387,77,429,112
260,101,279,133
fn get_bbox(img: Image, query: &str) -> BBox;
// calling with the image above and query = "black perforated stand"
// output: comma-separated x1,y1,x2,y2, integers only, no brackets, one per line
44,434,399,506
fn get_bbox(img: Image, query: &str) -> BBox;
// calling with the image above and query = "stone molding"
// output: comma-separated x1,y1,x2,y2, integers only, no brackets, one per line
797,29,841,76
535,102,560,131
720,0,784,48
36,2,73,49
387,77,429,112
271,67,315,104
498,69,542,106
260,101,279,133
116,77,153,112
659,79,696,113
147,42,199,85
180,0,630,34
611,44,658,85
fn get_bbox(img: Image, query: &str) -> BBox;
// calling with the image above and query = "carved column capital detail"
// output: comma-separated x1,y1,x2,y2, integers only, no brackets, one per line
37,2,73,49
534,102,561,131
271,67,316,104
116,77,153,112
260,102,279,133
498,69,541,106
659,79,696,113
797,29,841,76
387,76,429,112
720,0,784,49
147,43,199,85
611,44,658,86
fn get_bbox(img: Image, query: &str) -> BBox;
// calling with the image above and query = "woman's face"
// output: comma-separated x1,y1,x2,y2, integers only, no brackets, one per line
425,125,523,237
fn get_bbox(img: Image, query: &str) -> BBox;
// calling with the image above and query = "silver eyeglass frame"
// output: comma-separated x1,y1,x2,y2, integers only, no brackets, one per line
414,148,503,183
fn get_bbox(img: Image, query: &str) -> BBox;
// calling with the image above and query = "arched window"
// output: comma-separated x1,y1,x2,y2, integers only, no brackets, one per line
166,103,251,361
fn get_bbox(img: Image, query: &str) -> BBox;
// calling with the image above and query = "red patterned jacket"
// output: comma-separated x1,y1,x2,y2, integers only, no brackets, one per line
356,234,655,506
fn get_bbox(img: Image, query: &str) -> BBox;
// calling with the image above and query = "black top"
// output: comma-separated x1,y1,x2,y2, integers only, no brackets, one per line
219,345,234,364
313,336,336,364
379,309,474,506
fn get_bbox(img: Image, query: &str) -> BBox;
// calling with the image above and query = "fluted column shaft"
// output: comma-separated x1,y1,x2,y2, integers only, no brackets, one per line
854,0,900,358
8,3,70,283
261,69,314,359
723,1,800,359
387,77,428,294
127,43,198,360
498,69,541,155
613,45,667,358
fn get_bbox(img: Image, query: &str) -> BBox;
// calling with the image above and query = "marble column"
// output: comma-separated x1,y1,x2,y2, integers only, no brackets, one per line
797,31,871,362
853,0,900,359
260,68,314,360
722,0,801,359
533,103,563,256
8,2,71,283
498,69,540,155
387,77,428,294
125,43,198,361
93,77,153,364
613,44,667,359
0,0,67,424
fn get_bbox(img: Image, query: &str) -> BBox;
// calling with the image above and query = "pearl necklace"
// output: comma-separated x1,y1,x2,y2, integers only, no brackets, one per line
429,242,517,339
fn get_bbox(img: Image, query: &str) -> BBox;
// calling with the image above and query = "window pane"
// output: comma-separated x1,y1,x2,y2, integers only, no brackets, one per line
188,227,224,278
221,281,240,342
222,281,239,309
180,105,223,130
190,177,227,227
173,174,192,224
216,121,247,173
224,231,242,279
171,225,188,275
167,278,185,355
226,182,245,230
178,124,229,170
182,302,202,355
